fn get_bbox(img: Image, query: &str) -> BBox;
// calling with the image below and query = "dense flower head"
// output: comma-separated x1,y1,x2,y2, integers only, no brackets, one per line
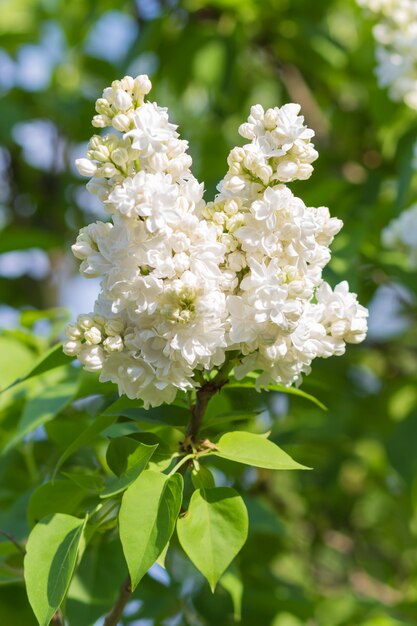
382,204,417,267
64,75,368,407
358,0,417,109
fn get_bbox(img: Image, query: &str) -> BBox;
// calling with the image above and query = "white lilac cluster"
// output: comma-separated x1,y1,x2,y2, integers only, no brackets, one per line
357,0,417,109
382,204,417,267
64,75,368,407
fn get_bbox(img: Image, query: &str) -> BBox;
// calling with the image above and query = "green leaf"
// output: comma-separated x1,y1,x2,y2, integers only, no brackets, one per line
100,441,158,498
0,335,35,391
202,409,261,430
156,542,169,569
191,465,216,490
53,414,117,478
106,436,141,476
24,513,86,626
176,487,248,592
27,480,88,528
103,399,190,428
62,469,105,492
212,431,310,470
119,470,183,589
4,366,79,451
1,344,72,393
228,379,327,410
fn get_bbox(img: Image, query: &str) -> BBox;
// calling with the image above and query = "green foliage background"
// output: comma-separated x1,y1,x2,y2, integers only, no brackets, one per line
1,0,417,624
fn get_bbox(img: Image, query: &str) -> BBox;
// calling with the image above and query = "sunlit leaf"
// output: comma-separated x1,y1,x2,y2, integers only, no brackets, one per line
177,487,248,591
212,431,310,470
119,470,183,589
24,513,86,626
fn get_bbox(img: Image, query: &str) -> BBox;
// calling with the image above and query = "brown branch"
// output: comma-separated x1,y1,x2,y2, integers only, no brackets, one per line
103,575,132,626
185,383,219,443
183,353,239,449
51,612,64,626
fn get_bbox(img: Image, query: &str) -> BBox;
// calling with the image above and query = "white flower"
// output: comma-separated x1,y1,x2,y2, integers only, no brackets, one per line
315,282,369,346
65,74,367,408
72,222,114,277
125,103,178,157
358,0,417,109
99,352,177,408
107,171,179,227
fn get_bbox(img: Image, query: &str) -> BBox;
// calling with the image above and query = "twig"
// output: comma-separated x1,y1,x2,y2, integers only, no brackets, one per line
51,612,64,626
103,575,132,626
184,354,239,446
0,529,26,556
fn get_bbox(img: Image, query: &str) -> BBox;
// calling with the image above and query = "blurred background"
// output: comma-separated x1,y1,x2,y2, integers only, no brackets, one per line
1,0,417,624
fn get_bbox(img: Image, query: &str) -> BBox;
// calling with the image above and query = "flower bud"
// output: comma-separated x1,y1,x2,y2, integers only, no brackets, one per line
224,175,246,193
89,136,102,149
148,152,169,172
78,314,94,330
103,336,124,352
275,160,298,182
111,148,129,166
238,122,255,139
112,114,131,132
134,74,152,96
79,346,105,371
93,145,110,163
76,158,97,177
84,326,103,345
98,163,118,178
264,108,278,130
120,76,135,92
95,98,111,115
114,88,132,112
250,104,264,120
92,114,110,128
63,340,82,356
65,324,82,340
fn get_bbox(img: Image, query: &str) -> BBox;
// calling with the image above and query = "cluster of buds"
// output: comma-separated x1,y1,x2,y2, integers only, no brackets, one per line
64,314,125,372
92,75,152,130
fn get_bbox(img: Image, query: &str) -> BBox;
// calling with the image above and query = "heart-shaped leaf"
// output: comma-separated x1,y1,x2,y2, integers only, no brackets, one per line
177,487,248,591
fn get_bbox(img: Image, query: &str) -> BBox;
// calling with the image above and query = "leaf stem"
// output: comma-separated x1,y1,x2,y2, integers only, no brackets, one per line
103,575,132,626
168,453,195,476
